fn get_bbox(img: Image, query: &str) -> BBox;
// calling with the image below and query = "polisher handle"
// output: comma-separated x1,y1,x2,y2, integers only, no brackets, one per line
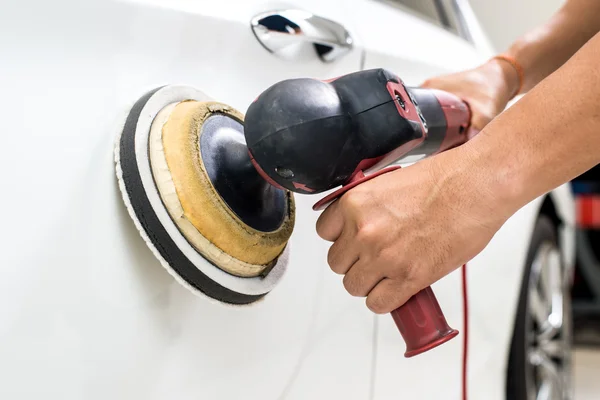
391,286,459,358
313,167,460,357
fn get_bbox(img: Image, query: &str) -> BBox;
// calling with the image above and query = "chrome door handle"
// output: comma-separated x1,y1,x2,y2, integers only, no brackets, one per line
251,10,353,62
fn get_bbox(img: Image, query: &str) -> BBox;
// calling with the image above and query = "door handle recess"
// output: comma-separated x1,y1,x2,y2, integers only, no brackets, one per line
251,10,353,62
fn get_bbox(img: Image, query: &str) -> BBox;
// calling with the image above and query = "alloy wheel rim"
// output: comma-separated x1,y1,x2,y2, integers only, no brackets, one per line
525,242,572,400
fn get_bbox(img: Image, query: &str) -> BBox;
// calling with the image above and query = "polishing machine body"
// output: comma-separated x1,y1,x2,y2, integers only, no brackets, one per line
245,68,470,357
245,68,470,194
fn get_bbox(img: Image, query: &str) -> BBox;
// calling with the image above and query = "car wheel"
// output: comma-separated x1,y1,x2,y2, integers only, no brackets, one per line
506,215,573,400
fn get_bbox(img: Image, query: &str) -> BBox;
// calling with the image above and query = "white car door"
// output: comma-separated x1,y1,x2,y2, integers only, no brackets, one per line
0,1,379,399
344,1,491,399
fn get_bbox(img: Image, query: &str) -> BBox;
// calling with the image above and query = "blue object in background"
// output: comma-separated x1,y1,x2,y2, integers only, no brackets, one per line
572,181,600,195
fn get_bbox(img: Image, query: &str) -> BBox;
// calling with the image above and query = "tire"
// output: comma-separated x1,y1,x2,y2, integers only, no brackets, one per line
506,216,573,400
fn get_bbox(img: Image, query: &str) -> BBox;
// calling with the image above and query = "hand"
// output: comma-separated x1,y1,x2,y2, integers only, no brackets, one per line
315,149,511,314
422,59,520,138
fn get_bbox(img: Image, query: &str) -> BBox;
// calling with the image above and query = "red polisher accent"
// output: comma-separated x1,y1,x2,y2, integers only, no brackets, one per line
432,89,471,151
392,286,459,357
313,166,400,211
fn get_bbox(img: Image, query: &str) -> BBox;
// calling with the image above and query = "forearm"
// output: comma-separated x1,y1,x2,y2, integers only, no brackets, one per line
464,31,600,215
506,0,600,93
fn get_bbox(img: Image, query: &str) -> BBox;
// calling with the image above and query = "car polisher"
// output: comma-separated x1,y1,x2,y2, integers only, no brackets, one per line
244,68,472,357
115,86,294,305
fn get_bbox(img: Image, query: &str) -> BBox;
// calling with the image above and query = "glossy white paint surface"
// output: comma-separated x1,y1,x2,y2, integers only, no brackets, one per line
0,0,574,399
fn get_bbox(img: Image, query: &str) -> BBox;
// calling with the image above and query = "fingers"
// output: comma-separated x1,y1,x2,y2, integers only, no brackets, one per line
420,78,432,88
366,278,418,314
316,188,423,315
342,259,385,297
327,228,359,275
420,76,452,90
316,200,344,241
420,77,443,89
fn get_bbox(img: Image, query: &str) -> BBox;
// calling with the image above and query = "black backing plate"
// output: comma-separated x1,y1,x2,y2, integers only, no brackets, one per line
118,89,265,305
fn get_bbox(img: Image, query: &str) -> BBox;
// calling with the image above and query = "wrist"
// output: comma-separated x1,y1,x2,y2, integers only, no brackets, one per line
485,57,522,101
459,129,530,217
434,133,525,223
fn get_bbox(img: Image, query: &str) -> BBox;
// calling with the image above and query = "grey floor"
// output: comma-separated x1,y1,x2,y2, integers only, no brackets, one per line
574,348,600,399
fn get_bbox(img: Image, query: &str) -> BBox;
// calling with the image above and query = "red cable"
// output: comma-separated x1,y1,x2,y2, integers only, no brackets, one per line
461,263,469,400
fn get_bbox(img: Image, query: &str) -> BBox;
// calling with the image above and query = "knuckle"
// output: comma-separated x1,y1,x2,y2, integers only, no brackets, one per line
342,273,363,297
327,244,343,274
395,260,418,283
315,216,326,238
316,210,336,241
356,222,378,245
380,248,419,282
339,191,364,211
366,293,390,314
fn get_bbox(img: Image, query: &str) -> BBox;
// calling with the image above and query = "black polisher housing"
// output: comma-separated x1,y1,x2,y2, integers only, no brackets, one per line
244,69,423,194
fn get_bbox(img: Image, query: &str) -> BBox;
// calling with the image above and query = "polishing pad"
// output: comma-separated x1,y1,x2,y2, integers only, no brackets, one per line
115,86,295,305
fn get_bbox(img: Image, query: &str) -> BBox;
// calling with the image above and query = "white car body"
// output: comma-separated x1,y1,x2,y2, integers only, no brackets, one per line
0,0,575,399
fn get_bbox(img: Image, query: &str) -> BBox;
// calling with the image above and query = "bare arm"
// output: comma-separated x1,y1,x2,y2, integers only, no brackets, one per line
508,0,600,93
467,31,600,213
423,0,600,135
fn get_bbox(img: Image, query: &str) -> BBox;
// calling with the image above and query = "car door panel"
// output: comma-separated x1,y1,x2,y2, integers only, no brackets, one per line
0,0,376,399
